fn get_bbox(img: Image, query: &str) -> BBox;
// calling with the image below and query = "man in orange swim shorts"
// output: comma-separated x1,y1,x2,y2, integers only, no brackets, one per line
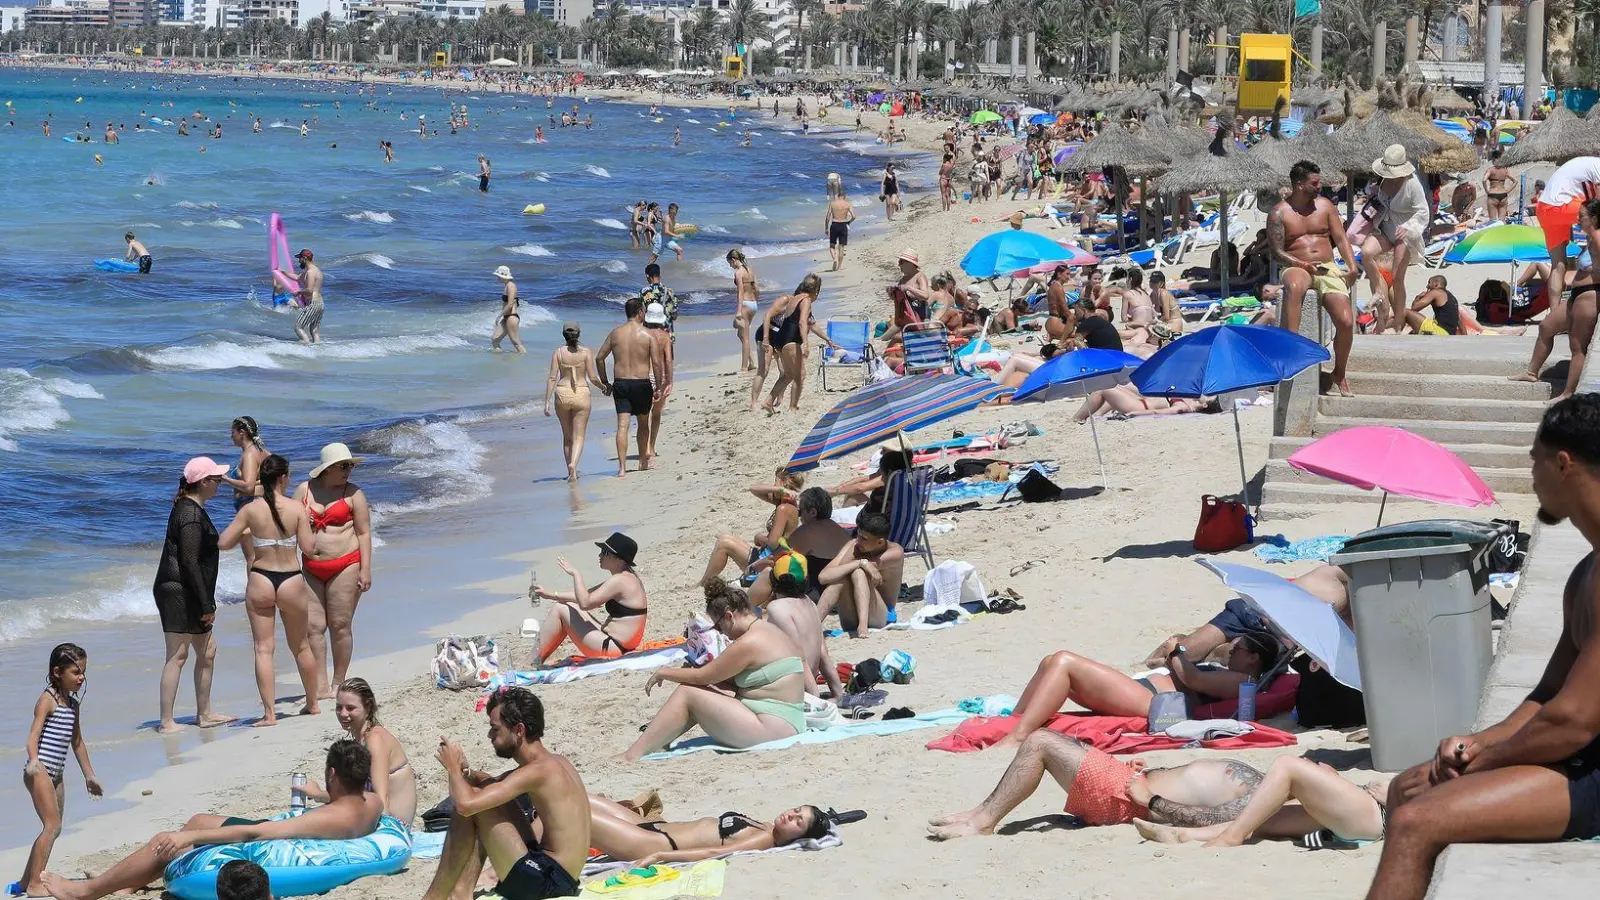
928,731,1264,839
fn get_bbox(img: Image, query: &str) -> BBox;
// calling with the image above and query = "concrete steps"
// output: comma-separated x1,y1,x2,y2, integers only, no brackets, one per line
1341,372,1552,401
1259,480,1537,509
1270,436,1533,470
1309,415,1538,447
1263,458,1533,496
1317,395,1549,424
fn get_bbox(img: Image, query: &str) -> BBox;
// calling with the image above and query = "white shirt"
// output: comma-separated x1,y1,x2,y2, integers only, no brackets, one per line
1541,157,1600,207
1375,175,1430,250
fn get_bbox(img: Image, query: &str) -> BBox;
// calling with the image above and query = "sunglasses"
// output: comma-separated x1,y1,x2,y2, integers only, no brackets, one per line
332,461,355,471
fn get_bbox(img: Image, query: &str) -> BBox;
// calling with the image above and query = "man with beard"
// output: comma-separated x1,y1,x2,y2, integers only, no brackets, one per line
422,688,589,900
1364,394,1600,900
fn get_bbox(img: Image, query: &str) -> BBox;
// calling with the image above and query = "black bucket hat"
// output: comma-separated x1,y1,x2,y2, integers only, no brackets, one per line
595,532,638,567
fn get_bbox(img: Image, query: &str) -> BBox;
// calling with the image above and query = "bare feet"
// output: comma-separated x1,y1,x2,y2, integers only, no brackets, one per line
157,721,183,734
301,702,321,716
989,733,1023,751
927,817,994,840
196,713,237,728
39,872,91,900
927,809,975,827
1510,371,1540,383
1336,378,1353,397
1132,818,1192,844
252,716,277,728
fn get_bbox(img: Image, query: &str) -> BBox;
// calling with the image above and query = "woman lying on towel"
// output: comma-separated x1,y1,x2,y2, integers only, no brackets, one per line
698,468,805,587
587,794,831,867
1071,385,1223,423
530,532,648,667
620,581,809,761
1134,755,1392,849
997,632,1280,748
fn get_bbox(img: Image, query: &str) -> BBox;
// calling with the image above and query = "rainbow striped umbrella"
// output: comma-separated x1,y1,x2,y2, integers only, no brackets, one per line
786,374,1007,472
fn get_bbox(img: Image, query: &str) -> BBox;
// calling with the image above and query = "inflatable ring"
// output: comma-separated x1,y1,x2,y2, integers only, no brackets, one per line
675,224,699,236
164,814,411,900
523,203,546,215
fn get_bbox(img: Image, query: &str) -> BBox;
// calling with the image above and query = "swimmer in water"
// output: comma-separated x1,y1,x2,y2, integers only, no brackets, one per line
673,127,681,146
478,154,491,192
300,120,309,137
741,131,752,148
125,232,152,274
535,126,544,142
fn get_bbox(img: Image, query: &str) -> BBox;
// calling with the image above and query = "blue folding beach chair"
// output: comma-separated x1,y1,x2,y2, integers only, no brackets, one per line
818,316,875,390
900,322,954,375
884,465,935,568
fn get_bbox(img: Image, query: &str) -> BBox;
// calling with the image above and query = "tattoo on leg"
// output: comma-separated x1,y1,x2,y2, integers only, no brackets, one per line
1148,761,1264,827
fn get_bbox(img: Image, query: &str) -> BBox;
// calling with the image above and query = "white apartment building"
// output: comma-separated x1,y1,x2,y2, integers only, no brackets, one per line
418,0,486,19
297,0,349,22
526,0,590,23
0,5,28,30
239,0,298,24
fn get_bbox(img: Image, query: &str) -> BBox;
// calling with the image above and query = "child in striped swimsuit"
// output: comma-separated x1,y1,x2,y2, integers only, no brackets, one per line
16,643,101,898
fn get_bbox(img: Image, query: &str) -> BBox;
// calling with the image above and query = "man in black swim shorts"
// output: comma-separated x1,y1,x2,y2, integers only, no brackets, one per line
125,231,153,274
595,296,668,478
423,689,589,900
1365,396,1600,900
478,154,491,193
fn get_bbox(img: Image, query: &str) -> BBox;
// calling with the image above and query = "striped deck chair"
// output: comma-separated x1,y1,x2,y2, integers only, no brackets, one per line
884,465,935,568
901,322,954,375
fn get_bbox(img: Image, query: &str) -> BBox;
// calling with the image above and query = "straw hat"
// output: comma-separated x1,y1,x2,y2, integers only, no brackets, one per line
1372,144,1415,179
897,249,920,267
493,265,513,280
310,442,363,478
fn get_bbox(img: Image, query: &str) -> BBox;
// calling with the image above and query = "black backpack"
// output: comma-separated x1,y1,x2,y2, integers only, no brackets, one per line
1291,653,1367,729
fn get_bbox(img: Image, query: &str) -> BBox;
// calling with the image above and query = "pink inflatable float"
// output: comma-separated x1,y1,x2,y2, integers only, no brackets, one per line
268,213,300,306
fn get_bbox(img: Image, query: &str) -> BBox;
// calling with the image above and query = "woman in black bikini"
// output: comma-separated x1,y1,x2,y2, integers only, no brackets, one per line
756,274,835,414
880,162,900,220
529,532,648,665
587,795,832,867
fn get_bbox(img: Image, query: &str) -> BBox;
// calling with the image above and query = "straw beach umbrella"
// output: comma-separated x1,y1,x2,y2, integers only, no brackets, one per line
1500,104,1600,166
1158,127,1285,298
1061,122,1170,252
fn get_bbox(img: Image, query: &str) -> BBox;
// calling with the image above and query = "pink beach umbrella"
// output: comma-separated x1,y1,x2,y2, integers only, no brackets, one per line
1286,425,1496,525
1010,244,1100,277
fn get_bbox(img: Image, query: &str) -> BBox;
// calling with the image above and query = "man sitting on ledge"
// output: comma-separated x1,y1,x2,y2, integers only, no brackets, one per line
1365,395,1600,900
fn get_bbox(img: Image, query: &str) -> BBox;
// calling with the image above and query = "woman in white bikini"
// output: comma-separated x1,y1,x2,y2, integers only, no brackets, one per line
729,249,761,373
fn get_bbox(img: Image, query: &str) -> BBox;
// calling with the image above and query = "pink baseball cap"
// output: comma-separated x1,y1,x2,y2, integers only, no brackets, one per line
182,456,230,484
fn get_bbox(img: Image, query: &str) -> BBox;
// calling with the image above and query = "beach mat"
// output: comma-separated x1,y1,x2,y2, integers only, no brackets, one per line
644,708,972,759
926,712,1300,754
491,643,686,688
578,860,727,899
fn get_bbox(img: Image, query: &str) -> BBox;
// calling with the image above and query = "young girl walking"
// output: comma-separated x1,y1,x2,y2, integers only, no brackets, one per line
16,643,101,898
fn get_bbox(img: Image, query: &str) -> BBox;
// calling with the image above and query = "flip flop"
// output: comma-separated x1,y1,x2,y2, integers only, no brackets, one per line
1009,559,1045,577
989,596,1027,614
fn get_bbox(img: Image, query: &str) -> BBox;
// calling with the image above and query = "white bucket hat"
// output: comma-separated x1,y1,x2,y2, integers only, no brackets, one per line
493,265,513,280
1372,144,1415,179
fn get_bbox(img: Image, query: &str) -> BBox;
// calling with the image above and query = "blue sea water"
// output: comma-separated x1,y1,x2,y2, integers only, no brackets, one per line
0,68,925,848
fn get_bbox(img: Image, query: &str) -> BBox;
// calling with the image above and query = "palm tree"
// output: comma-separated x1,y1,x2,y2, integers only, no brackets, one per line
790,0,821,65
725,0,773,52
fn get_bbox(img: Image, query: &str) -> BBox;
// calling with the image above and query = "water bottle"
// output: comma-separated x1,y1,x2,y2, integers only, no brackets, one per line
1236,678,1258,723
290,772,307,813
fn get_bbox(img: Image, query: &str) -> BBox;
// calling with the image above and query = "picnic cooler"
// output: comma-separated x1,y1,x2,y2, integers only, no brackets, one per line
1329,520,1505,771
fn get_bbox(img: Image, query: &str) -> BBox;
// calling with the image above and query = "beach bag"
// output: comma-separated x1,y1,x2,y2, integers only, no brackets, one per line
683,614,729,666
1291,654,1366,728
431,635,499,691
1487,518,1529,574
865,357,898,384
1194,495,1254,552
1014,468,1063,503
1147,691,1190,733
803,694,842,731
922,561,986,609
1344,193,1382,246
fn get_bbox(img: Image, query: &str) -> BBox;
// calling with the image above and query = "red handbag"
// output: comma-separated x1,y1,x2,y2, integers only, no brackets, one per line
1194,495,1255,552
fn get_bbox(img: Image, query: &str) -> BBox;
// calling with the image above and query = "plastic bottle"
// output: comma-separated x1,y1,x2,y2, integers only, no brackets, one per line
1237,677,1258,723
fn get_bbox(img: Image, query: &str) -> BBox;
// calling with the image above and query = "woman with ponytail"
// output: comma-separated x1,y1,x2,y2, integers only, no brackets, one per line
543,321,604,482
218,453,321,726
221,416,270,569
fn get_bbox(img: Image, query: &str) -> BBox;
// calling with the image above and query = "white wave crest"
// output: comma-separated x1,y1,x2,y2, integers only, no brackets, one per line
0,369,103,452
345,210,395,224
508,243,554,258
592,218,627,231
584,165,611,178
602,260,628,273
364,421,491,525
139,332,474,371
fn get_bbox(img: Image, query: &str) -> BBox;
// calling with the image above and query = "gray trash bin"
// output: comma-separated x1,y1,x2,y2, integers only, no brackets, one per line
1329,520,1504,772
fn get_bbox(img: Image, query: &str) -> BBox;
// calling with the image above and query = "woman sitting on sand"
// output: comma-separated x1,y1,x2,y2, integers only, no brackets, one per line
530,532,648,666
302,677,416,825
621,581,808,760
1071,385,1222,423
1135,755,1391,850
748,551,843,699
698,468,804,587
586,794,832,866
997,632,1280,747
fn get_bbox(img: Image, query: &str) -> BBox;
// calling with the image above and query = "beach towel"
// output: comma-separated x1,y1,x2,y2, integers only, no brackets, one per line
410,830,447,860
490,644,686,688
578,860,727,899
1254,535,1351,564
644,707,972,759
582,827,842,877
925,711,1299,754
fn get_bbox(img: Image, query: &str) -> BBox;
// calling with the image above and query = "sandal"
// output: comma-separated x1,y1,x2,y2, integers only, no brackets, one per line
1009,559,1045,577
989,596,1027,614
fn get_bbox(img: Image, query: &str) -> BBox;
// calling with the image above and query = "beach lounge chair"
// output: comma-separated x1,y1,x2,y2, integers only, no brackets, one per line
818,316,876,390
884,465,935,568
901,322,954,375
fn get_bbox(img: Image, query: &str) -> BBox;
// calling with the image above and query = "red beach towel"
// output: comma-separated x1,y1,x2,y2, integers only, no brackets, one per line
926,711,1300,754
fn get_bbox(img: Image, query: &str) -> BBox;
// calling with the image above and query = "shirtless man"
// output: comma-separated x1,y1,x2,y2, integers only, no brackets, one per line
1268,160,1360,395
124,231,152,274
1043,265,1072,341
422,689,589,900
816,511,904,639
1484,151,1513,221
595,297,667,478
881,250,930,345
477,154,491,193
928,733,1263,840
293,249,324,345
39,741,382,900
1365,396,1600,900
728,249,760,371
825,186,856,272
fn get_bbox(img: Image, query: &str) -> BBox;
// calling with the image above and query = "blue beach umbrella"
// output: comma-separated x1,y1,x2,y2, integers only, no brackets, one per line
1052,140,1084,165
1029,112,1057,125
786,373,1007,472
960,230,1075,278
1132,325,1329,502
1012,348,1144,487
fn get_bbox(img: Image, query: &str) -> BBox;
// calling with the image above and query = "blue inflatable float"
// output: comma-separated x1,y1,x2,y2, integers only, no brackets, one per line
163,814,412,900
94,259,140,273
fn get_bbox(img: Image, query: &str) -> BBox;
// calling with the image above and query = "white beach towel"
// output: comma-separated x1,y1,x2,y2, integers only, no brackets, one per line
490,647,686,688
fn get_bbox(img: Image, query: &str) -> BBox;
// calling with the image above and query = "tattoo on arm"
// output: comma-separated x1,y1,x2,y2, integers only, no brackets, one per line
1148,761,1264,827
1266,208,1300,268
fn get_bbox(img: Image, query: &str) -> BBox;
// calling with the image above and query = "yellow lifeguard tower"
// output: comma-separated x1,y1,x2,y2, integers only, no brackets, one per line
1237,33,1292,115
725,55,743,78
432,51,448,67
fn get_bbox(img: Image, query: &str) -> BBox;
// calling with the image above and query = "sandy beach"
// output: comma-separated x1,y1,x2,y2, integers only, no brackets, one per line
1,70,1546,900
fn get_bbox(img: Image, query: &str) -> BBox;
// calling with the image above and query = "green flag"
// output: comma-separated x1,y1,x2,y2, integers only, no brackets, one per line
1294,0,1319,16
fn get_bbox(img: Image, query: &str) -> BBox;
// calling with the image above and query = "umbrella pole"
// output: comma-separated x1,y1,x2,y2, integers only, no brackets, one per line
1233,404,1250,506
1377,490,1388,527
1220,192,1231,299
1090,414,1108,489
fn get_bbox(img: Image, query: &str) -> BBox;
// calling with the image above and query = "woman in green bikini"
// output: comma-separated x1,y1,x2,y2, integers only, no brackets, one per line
621,581,808,761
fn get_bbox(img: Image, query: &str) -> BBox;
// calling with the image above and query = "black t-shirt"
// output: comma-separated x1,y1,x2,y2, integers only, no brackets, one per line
1076,314,1123,350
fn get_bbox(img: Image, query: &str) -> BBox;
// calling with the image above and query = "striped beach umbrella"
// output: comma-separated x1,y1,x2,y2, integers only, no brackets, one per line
786,374,1007,472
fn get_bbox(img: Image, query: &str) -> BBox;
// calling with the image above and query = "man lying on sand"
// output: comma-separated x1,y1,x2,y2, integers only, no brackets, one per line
929,732,1263,838
40,741,382,900
423,688,589,900
1143,564,1351,668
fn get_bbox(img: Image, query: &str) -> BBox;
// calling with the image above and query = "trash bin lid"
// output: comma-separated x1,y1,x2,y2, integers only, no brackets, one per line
1339,518,1507,554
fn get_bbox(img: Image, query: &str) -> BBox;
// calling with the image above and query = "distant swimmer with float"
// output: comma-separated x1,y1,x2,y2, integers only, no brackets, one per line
125,232,152,274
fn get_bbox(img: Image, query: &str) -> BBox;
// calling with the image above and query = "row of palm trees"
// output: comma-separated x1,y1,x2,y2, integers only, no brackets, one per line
6,0,1588,88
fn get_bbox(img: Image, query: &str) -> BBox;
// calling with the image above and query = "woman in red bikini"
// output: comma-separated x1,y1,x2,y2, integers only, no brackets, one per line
529,532,648,666
293,443,373,701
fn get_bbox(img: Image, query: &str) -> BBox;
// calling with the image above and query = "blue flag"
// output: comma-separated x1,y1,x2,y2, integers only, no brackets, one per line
1295,0,1320,16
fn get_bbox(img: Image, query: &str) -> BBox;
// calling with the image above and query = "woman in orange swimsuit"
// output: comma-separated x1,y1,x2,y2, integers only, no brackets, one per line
292,442,373,700
530,531,648,666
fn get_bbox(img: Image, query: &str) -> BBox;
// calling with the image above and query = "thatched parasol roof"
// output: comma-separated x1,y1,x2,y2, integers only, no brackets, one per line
1060,122,1169,177
1285,124,1351,185
1248,99,1302,177
1500,104,1600,166
1158,126,1284,196
1429,87,1474,111
1134,110,1208,161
